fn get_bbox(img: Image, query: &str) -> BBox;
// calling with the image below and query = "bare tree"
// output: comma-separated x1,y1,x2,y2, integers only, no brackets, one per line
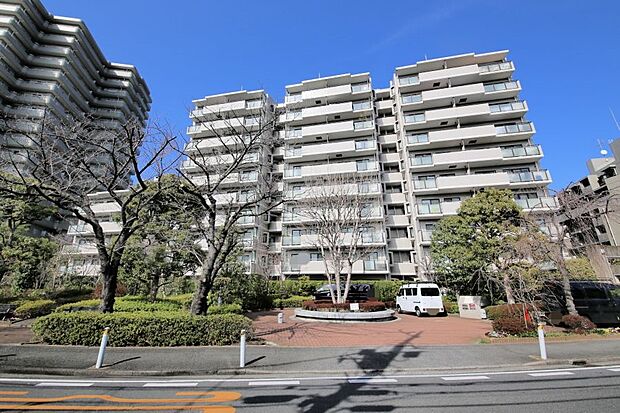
0,111,175,312
293,174,383,304
175,99,281,315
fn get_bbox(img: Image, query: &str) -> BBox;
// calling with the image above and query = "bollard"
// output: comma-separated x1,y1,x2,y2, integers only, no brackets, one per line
95,327,110,369
277,312,284,324
239,329,246,368
537,323,547,360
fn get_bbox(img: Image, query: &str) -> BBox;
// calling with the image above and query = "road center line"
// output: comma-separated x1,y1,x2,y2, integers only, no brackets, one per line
442,376,489,381
143,382,198,387
36,382,93,387
528,372,574,377
248,380,300,386
348,378,398,384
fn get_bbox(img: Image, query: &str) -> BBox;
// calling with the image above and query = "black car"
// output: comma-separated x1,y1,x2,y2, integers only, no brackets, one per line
546,281,620,326
314,284,372,302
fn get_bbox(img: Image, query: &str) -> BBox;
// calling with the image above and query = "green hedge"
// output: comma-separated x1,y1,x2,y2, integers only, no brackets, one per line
207,303,243,314
442,298,459,314
268,279,403,303
55,297,183,313
32,311,252,346
167,293,193,310
272,295,313,308
14,299,56,319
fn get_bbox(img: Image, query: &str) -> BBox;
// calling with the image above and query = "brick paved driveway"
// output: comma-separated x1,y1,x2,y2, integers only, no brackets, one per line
249,309,492,347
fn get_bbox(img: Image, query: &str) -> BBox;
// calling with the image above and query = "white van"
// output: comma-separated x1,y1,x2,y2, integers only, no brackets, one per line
396,283,445,316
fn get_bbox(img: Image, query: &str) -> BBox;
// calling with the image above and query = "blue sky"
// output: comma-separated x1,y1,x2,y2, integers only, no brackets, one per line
44,0,620,189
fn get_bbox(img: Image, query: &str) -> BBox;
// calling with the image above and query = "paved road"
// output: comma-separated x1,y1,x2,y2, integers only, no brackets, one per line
0,365,619,412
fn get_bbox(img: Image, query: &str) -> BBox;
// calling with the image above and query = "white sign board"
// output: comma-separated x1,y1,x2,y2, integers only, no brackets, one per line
349,303,360,312
457,296,486,319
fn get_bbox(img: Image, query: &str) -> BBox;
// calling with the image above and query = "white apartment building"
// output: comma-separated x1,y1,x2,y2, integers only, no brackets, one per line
0,0,151,167
66,50,554,281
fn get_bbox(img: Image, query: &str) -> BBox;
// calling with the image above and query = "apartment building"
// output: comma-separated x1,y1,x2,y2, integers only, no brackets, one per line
66,50,553,281
561,139,620,282
0,0,151,169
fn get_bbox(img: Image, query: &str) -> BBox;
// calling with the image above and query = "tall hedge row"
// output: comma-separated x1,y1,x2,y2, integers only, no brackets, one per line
32,312,252,346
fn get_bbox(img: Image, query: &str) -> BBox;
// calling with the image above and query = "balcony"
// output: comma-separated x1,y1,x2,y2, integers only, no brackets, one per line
406,122,535,150
383,192,407,204
404,101,528,131
283,119,374,141
388,238,414,250
284,139,376,161
390,262,417,276
190,100,246,119
284,182,381,199
283,160,379,181
282,231,385,248
376,116,396,129
284,259,388,274
413,170,552,194
386,215,410,226
382,172,403,183
409,145,543,171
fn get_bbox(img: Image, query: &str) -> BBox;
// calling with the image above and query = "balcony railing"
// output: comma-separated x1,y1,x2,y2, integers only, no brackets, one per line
352,83,371,93
484,81,519,92
354,120,373,130
404,113,425,124
407,133,429,144
285,147,302,157
479,62,513,73
495,122,533,135
508,170,551,183
413,178,437,190
285,94,302,103
284,168,302,177
283,110,302,121
355,140,375,150
411,156,433,166
489,101,525,113
286,128,302,138
501,145,541,158
364,260,388,271
399,75,420,86
353,100,372,111
515,197,558,209
361,233,385,244
402,94,422,104
417,203,442,215
245,100,262,109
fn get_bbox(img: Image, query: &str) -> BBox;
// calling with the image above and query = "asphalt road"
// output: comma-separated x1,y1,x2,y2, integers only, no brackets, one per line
0,365,619,412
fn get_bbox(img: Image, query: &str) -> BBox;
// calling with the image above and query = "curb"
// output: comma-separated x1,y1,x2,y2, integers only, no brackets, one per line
2,357,620,378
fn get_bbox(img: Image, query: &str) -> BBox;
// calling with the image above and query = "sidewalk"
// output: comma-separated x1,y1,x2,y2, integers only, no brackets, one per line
1,340,620,377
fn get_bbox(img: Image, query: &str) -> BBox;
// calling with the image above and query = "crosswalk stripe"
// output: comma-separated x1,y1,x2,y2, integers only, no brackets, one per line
248,380,300,386
441,376,489,381
607,368,620,372
528,372,574,377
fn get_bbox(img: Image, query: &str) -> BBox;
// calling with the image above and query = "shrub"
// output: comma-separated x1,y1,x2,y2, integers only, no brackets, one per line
371,281,402,302
167,293,193,310
32,311,252,346
207,303,243,315
492,315,536,335
562,314,596,333
485,303,533,320
14,299,56,319
273,295,313,308
55,297,183,313
442,298,459,314
210,273,272,311
302,300,386,312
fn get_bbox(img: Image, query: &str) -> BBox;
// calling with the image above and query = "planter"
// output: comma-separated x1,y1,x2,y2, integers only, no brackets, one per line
294,308,395,322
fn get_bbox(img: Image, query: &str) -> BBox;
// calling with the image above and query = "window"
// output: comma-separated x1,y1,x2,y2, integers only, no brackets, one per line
356,159,374,171
354,120,373,130
402,94,422,104
246,99,262,109
421,288,440,296
398,75,419,86
244,116,259,126
443,197,461,202
412,154,432,166
392,251,411,264
310,252,322,261
292,185,304,196
385,183,402,193
286,128,302,138
353,100,371,111
239,170,257,181
404,113,425,123
291,230,302,245
387,205,405,215
355,139,373,150
285,93,302,103
413,175,436,189
390,228,408,238
351,83,370,93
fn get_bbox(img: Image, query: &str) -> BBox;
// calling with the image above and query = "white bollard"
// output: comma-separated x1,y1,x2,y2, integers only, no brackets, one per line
239,329,246,368
277,312,284,324
537,323,547,360
95,327,110,369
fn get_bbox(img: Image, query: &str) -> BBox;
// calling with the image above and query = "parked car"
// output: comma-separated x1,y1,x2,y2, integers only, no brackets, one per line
396,283,445,316
313,284,372,302
545,281,620,326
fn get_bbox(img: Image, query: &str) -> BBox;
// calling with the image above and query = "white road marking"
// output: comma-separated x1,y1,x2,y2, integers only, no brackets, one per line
248,380,300,386
607,368,620,372
528,372,574,377
143,382,198,387
348,378,398,384
442,376,489,381
36,382,93,387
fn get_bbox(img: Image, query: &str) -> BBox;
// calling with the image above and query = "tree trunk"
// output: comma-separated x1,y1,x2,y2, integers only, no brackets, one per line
342,265,353,303
556,248,578,315
503,273,515,304
148,272,160,302
191,279,211,315
99,260,119,313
